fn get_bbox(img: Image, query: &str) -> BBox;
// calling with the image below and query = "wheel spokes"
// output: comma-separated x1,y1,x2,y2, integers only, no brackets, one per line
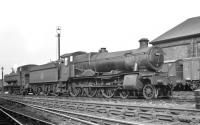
84,87,97,97
190,82,198,90
69,82,81,97
70,87,81,97
83,81,97,97
143,84,155,99
101,88,115,98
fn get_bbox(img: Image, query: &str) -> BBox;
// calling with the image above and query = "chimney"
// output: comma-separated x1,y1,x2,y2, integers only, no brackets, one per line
99,48,108,53
139,38,149,48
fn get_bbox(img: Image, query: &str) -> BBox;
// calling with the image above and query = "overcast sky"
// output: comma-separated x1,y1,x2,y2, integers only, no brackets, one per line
0,0,200,74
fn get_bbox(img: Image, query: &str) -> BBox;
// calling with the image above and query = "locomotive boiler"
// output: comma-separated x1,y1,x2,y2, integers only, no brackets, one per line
75,39,163,73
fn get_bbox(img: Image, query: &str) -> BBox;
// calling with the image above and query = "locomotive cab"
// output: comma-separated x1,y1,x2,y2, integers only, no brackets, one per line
60,51,87,81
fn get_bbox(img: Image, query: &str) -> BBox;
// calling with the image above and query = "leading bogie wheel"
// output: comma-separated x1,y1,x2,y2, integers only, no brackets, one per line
143,84,156,99
190,81,199,91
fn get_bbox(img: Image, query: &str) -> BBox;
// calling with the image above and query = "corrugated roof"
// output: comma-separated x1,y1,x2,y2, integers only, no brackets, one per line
151,16,200,44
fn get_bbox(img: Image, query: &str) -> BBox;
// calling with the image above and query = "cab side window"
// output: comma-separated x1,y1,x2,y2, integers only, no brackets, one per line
65,58,68,66
70,56,73,62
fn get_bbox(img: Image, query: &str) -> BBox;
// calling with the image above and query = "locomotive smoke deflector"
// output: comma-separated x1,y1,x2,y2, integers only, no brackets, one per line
139,38,149,48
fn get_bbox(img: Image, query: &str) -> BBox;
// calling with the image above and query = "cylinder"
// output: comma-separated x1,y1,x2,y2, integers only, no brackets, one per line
194,89,200,109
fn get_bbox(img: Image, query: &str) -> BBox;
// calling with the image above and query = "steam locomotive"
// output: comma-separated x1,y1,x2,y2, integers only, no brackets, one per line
4,38,172,99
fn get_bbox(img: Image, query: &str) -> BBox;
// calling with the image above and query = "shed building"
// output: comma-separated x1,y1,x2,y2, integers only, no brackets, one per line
150,16,200,90
150,16,200,61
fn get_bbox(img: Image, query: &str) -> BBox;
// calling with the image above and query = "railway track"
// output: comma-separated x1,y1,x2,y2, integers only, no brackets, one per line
29,104,143,125
1,94,199,125
0,105,54,125
25,93,196,110
1,97,144,125
0,107,22,125
43,90,195,102
17,90,196,109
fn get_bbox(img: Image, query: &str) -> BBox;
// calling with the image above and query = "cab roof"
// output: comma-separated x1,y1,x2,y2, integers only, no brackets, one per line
60,51,86,58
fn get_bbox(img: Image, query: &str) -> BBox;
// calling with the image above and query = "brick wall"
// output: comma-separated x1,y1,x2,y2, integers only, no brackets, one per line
153,37,200,61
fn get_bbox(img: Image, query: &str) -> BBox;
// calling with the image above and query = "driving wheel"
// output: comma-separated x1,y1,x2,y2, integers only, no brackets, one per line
143,84,156,99
101,88,115,98
69,82,81,97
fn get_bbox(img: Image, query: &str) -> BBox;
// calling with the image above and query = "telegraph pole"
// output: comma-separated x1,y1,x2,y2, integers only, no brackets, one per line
1,67,4,92
56,26,61,60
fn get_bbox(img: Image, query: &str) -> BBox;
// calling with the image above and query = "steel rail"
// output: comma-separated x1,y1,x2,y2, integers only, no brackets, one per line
25,94,196,103
2,95,200,124
20,101,146,125
0,105,55,125
22,96,198,114
20,97,200,124
0,108,23,125
2,94,195,108
28,104,144,125
26,105,99,125
0,98,105,125
2,96,148,125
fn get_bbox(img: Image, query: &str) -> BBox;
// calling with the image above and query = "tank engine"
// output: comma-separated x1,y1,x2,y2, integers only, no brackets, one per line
4,64,36,94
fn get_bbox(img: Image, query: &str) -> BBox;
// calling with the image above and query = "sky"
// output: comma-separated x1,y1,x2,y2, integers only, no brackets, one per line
0,0,200,74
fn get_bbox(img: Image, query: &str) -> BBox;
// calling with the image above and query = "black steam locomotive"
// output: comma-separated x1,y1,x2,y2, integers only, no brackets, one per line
4,38,171,99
